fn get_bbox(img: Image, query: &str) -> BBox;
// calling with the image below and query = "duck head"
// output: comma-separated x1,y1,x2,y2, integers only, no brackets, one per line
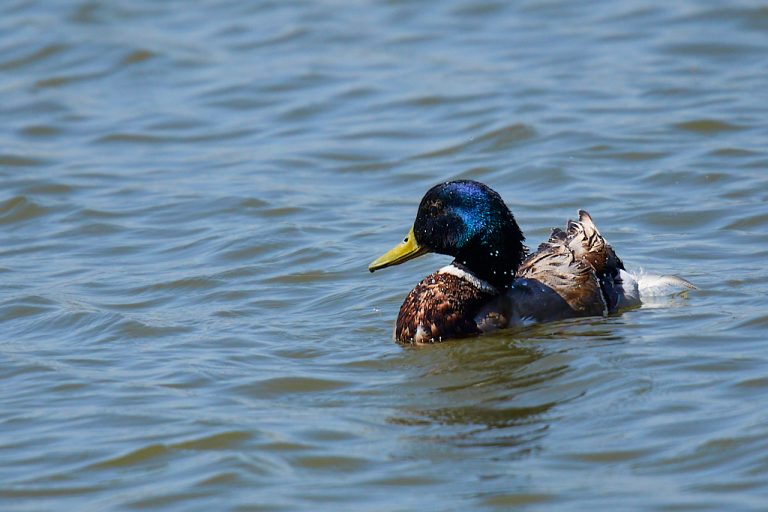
369,180,526,289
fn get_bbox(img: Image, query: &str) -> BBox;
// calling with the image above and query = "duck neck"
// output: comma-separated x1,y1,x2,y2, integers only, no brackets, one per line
452,233,525,291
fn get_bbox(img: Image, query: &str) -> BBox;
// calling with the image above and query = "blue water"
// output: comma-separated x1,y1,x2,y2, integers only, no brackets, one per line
2,1,767,510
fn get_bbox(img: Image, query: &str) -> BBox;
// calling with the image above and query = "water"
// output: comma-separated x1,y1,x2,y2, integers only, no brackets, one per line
1,0,767,510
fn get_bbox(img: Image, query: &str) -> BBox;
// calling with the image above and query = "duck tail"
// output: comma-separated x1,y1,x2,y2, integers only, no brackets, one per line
617,269,696,307
635,271,697,297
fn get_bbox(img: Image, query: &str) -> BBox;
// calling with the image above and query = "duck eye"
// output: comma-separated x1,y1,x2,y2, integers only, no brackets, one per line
403,236,408,243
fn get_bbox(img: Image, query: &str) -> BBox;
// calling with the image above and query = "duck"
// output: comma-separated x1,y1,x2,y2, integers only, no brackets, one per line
369,180,695,344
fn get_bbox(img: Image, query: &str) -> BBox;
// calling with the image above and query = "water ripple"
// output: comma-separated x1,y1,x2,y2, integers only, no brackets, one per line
0,196,50,225
1,0,767,510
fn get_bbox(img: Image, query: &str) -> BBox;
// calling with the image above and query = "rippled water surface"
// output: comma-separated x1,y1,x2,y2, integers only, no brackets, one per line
2,0,768,510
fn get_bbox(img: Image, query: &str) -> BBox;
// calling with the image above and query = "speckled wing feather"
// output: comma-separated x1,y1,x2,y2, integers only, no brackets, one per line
515,210,623,316
395,271,498,343
516,239,606,317
564,210,624,276
566,210,626,312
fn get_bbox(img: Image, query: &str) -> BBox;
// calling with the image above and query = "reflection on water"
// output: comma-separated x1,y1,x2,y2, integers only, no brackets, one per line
389,324,627,459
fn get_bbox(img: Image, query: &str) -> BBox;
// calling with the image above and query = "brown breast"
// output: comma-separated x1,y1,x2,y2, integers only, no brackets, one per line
395,270,499,344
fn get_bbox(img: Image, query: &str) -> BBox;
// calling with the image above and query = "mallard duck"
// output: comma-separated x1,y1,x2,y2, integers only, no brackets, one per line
369,180,695,344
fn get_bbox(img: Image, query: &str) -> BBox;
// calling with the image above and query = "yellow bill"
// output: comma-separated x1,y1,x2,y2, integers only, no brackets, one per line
368,226,428,272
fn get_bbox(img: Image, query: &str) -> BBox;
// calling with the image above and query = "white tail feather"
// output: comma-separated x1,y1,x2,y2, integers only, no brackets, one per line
632,269,697,298
615,269,696,310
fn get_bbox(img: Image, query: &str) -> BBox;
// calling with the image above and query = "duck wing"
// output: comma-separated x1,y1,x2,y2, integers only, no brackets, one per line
515,210,627,316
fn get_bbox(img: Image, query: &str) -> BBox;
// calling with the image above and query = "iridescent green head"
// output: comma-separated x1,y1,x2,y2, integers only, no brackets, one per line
369,180,526,289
